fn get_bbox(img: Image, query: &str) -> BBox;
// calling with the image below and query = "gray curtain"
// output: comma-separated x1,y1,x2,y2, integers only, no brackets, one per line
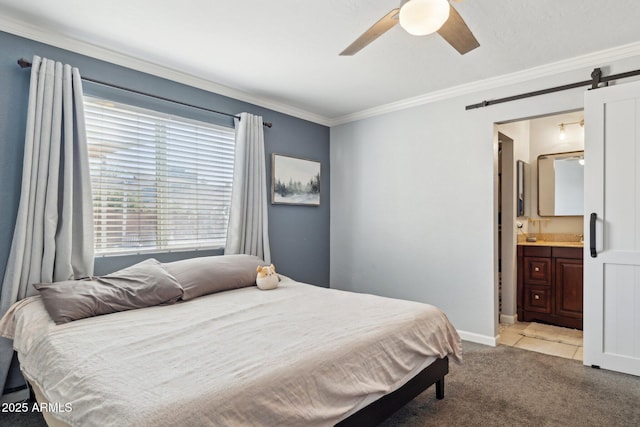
225,112,271,263
0,56,94,394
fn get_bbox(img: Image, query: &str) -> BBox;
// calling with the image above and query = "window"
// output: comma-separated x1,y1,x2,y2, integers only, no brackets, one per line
85,96,235,255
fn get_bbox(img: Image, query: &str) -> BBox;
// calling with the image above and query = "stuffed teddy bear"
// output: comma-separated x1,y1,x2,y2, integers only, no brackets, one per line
256,264,279,290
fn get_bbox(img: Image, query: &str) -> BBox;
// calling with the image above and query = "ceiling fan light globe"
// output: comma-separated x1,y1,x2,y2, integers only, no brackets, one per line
399,0,450,36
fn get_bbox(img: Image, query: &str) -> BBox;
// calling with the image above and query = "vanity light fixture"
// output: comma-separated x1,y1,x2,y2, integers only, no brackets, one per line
558,119,584,141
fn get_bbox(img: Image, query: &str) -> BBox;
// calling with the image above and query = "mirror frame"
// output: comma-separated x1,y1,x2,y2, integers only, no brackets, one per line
537,150,584,217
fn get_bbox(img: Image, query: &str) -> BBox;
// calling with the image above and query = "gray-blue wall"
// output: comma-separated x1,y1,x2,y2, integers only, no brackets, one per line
0,30,330,290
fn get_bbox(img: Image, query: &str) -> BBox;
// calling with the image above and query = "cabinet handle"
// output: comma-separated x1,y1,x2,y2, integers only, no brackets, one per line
534,295,540,300
590,212,597,258
534,267,540,272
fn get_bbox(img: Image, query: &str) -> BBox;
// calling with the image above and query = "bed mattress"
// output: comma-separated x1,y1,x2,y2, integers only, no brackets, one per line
0,277,462,426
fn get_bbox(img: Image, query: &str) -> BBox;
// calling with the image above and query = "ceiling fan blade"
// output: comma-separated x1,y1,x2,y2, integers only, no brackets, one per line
437,4,479,55
340,9,399,56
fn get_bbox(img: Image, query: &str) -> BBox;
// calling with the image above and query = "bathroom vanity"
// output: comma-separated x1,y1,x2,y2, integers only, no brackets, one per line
517,242,583,330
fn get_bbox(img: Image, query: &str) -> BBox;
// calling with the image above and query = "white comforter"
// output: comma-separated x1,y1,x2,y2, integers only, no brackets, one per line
0,277,462,427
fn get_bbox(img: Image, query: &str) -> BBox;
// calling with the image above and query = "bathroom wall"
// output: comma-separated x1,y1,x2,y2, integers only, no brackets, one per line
496,120,530,320
495,111,584,320
528,112,585,236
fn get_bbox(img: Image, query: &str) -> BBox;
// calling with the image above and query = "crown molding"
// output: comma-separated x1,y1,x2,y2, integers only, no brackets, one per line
328,40,640,126
0,15,332,127
4,13,640,130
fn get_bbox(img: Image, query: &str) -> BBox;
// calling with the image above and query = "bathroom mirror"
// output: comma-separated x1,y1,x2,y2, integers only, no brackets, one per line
537,151,584,216
516,160,526,217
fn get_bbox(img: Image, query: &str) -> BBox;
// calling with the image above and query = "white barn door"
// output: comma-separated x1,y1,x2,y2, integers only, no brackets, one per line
584,80,640,376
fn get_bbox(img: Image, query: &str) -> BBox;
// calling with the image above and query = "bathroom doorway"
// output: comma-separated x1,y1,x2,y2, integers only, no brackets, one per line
495,110,585,360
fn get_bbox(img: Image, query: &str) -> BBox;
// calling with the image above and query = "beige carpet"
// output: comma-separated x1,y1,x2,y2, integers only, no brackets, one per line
380,342,640,427
520,322,583,346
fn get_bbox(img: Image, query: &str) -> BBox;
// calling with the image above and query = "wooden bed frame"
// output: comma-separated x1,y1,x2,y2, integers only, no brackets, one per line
336,357,449,426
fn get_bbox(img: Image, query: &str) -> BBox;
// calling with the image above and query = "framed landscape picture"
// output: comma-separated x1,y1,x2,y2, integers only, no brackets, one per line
271,154,320,206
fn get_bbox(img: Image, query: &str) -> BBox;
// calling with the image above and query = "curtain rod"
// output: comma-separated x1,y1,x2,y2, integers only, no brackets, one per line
465,67,640,110
17,58,272,128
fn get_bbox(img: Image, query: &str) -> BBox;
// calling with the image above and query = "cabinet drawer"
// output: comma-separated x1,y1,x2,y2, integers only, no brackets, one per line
521,245,552,257
552,247,583,260
524,286,552,314
524,257,552,285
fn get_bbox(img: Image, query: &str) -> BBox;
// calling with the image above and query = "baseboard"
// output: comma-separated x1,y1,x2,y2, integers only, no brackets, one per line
500,314,517,324
457,330,497,347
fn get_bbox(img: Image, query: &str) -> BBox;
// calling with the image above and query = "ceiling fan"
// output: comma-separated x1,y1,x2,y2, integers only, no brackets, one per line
340,0,479,56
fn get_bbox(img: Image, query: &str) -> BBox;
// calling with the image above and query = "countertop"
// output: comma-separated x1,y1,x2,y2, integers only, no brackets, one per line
517,240,584,248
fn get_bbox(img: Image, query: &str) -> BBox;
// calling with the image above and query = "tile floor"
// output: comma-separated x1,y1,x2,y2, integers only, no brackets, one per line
499,321,584,361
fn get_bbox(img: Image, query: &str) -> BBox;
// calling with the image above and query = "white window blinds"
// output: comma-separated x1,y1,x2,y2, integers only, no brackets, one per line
84,96,236,255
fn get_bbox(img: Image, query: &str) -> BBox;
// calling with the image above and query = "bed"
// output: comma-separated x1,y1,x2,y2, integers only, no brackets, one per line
0,257,462,427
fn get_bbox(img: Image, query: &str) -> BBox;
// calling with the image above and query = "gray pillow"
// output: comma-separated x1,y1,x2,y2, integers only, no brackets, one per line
163,254,266,301
34,259,184,324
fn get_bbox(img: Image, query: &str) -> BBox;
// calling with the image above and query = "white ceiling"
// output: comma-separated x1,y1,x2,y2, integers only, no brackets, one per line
2,0,640,125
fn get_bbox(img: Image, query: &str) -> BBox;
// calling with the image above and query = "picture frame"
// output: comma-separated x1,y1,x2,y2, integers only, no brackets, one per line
271,153,321,206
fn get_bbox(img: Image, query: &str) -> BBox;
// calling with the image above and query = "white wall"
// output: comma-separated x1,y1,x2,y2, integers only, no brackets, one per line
496,121,530,320
330,54,640,344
